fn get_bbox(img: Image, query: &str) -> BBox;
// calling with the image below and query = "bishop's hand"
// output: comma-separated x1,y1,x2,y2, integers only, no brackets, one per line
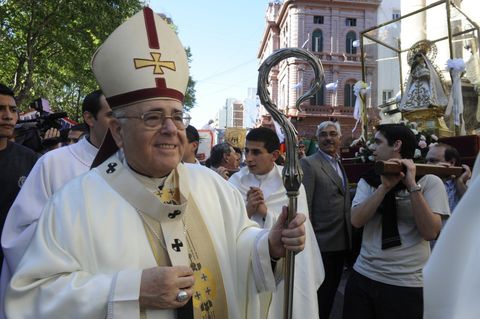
268,206,306,259
139,265,195,309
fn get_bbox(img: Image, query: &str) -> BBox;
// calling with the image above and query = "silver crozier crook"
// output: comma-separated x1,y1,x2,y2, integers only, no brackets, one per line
257,48,324,319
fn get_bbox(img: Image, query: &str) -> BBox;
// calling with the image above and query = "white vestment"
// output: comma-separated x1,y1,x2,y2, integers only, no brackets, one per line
229,164,324,319
5,156,278,319
423,152,480,319
0,137,97,318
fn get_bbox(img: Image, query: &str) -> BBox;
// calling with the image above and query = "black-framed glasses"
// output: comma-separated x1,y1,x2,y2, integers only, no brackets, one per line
116,111,189,130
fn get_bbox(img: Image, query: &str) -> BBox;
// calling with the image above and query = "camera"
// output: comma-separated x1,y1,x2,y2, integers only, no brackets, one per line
15,98,71,153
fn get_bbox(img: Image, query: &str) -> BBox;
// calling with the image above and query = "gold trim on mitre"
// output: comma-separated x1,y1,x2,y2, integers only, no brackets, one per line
91,7,188,108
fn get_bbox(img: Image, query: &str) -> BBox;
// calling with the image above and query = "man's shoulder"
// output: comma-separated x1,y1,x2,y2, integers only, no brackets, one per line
10,142,38,159
419,174,443,185
303,152,323,163
301,153,313,163
183,162,217,177
49,168,109,202
420,174,445,188
182,163,241,195
41,143,77,160
182,163,233,187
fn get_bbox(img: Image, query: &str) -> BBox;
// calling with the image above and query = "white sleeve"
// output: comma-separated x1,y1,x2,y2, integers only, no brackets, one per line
352,178,375,208
421,175,450,217
251,229,282,292
5,196,141,319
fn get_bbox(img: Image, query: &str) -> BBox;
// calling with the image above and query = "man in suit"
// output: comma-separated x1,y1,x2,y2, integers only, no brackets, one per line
300,120,351,319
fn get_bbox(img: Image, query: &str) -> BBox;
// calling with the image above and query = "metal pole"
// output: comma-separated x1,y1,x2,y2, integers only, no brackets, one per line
446,0,454,60
445,0,459,136
397,37,405,122
361,35,366,82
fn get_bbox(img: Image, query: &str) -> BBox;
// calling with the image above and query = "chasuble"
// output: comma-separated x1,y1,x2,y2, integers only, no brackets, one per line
6,154,278,319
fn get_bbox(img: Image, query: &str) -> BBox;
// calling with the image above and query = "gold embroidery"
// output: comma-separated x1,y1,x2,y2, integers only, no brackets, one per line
134,52,176,74
132,168,228,317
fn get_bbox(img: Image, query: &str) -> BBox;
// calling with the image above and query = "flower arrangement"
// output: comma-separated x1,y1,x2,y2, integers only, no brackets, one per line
350,122,439,163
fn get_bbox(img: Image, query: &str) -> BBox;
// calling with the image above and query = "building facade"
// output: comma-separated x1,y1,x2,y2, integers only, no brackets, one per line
258,0,382,144
215,98,245,129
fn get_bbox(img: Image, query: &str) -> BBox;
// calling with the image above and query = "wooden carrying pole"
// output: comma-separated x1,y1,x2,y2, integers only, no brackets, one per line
257,48,324,319
375,161,465,177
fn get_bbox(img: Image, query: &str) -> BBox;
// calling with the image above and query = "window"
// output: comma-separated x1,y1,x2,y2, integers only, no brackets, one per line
313,16,324,24
344,82,356,107
382,90,393,103
310,84,325,106
280,84,286,109
392,10,401,20
346,18,357,27
346,31,357,54
312,29,323,52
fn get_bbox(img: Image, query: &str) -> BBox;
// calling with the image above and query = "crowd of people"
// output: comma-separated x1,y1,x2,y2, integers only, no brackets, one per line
0,6,478,319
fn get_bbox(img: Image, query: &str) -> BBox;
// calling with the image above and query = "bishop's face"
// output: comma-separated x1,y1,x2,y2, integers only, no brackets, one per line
111,99,187,178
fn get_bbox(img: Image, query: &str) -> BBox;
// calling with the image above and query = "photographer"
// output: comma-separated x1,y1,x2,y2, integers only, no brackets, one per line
343,124,450,319
0,90,112,317
14,98,71,154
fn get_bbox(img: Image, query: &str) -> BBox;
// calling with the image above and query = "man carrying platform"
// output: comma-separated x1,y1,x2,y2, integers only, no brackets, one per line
343,123,450,319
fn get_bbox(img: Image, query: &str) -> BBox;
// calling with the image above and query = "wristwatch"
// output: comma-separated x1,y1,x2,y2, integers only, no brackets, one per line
408,184,422,193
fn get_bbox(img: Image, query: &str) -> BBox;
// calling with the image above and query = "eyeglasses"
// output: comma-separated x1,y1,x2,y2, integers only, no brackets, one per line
318,131,339,138
116,111,188,130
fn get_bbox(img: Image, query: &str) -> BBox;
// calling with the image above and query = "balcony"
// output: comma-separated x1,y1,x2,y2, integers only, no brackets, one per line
332,0,381,5
312,52,361,63
299,105,354,117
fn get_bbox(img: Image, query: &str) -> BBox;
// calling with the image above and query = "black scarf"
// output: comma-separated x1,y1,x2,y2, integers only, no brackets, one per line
361,169,405,250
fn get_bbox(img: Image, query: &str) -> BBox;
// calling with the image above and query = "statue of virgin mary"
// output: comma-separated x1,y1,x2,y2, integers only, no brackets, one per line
399,41,449,112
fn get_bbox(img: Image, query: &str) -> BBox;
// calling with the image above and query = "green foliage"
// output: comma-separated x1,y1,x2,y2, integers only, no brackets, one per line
0,1,197,121
183,47,196,111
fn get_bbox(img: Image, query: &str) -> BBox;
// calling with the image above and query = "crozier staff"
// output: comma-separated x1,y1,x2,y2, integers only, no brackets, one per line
5,8,306,319
258,47,324,319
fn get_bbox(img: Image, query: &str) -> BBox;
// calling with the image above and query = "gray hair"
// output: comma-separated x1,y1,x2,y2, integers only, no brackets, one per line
112,106,135,124
316,121,342,137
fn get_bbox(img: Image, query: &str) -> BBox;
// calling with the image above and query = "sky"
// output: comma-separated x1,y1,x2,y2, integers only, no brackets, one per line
149,0,270,128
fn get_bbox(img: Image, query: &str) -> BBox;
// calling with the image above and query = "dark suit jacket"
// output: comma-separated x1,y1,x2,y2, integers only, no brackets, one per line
300,151,352,252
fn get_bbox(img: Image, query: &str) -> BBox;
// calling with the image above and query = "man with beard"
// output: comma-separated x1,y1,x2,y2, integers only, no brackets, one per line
300,120,351,319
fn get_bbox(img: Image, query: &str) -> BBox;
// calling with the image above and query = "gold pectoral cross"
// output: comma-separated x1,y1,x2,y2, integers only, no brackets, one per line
134,52,176,74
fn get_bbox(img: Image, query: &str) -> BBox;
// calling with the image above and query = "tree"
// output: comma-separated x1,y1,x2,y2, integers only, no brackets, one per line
0,1,196,120
159,13,196,112
184,47,196,112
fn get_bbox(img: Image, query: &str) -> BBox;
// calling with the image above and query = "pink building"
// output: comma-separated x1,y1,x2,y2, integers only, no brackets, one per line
258,0,381,143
